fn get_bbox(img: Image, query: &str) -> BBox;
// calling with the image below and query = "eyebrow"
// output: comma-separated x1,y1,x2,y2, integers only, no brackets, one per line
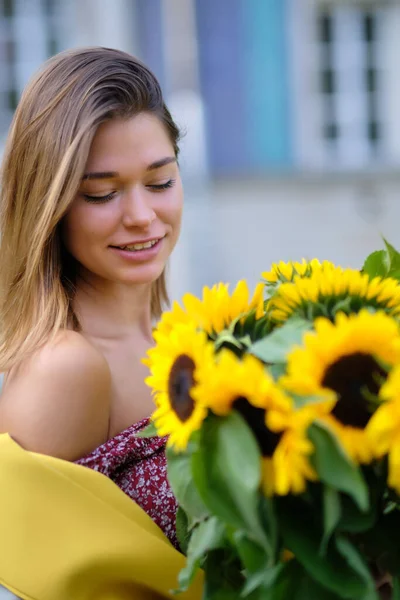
82,156,177,180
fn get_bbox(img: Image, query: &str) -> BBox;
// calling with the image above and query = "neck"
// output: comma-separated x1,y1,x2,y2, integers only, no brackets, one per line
73,275,154,342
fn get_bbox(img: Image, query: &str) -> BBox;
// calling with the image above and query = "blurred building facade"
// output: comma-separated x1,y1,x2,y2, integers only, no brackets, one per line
1,0,400,297
196,0,400,175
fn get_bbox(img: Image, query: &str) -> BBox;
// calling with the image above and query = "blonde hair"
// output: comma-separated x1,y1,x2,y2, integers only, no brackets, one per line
0,47,180,371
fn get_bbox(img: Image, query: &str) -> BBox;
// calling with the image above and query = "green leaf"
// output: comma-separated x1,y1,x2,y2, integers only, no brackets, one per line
252,315,272,342
338,476,379,534
292,393,333,410
135,420,158,438
335,537,378,600
175,517,226,592
240,563,283,598
268,363,287,380
362,250,388,279
259,496,279,560
175,506,190,555
191,412,270,553
233,531,267,574
260,560,344,600
362,239,400,281
387,269,400,282
166,448,209,527
360,509,400,576
322,487,341,553
308,423,369,511
203,587,243,600
257,560,302,600
383,238,400,275
393,576,400,600
331,296,354,316
291,576,346,600
249,318,312,364
236,334,253,348
202,548,245,600
362,590,382,600
214,331,243,351
278,500,372,598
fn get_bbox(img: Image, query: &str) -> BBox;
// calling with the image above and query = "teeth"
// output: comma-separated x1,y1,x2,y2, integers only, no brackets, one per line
120,239,159,251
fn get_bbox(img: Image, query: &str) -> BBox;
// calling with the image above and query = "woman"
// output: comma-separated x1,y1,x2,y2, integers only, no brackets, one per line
0,47,202,599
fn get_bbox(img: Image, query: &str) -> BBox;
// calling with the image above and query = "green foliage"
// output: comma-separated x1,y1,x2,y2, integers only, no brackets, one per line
135,420,158,438
249,318,312,364
162,240,400,598
359,509,400,577
201,548,245,599
322,487,341,552
261,560,351,600
393,576,400,600
166,447,209,529
175,517,227,592
362,238,400,281
362,250,389,279
213,310,272,356
278,498,376,598
191,412,271,554
308,423,369,511
175,506,190,555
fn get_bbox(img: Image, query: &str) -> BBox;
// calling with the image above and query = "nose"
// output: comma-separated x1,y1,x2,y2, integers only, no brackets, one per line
121,187,156,228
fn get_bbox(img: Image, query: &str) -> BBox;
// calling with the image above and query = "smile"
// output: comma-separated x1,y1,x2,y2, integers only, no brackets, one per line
112,238,162,252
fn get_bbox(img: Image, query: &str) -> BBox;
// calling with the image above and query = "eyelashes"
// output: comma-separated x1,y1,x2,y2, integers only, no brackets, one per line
83,191,116,204
83,179,177,204
149,179,176,191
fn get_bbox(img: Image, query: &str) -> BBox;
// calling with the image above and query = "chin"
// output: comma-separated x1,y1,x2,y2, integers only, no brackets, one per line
119,264,166,286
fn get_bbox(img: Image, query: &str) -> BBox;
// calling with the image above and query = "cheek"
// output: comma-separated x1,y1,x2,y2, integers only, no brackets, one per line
63,205,115,249
165,197,183,251
162,187,184,227
170,201,183,228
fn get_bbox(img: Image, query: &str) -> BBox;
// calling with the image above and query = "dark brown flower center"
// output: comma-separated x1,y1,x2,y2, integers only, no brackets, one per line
168,354,195,422
322,352,386,428
233,396,282,457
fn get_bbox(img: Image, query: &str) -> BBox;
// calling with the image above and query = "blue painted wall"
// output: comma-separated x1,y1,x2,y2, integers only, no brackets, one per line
241,0,292,169
136,0,166,90
195,0,293,175
195,0,249,173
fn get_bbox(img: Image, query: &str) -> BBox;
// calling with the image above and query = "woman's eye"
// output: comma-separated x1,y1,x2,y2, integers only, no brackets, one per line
83,191,116,204
147,179,176,192
82,179,176,202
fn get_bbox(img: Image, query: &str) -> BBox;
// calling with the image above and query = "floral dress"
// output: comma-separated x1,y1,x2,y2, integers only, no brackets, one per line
75,417,178,548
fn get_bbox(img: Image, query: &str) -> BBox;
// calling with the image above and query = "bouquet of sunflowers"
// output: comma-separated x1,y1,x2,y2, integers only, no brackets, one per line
142,239,400,600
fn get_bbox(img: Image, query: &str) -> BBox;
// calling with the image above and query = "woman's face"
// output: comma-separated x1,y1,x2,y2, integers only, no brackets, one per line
62,112,183,288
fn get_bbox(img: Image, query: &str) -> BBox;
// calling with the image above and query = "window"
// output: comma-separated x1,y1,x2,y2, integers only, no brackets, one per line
363,12,380,147
316,5,383,167
0,0,65,141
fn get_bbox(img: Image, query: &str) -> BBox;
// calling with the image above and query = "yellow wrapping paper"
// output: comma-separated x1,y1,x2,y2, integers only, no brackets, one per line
0,434,203,600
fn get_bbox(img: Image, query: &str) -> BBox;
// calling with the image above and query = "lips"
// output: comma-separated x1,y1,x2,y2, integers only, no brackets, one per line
110,236,164,251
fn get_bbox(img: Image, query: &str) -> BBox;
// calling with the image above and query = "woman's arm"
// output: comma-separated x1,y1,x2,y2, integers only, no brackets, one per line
0,331,111,461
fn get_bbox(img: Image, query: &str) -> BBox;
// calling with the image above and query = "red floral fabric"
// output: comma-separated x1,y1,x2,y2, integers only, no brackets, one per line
75,418,178,548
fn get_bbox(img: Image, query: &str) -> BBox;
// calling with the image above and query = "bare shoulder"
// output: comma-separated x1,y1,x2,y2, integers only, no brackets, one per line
0,330,111,460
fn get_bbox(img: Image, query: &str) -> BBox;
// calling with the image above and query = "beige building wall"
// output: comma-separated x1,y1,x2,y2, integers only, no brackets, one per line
1,0,400,303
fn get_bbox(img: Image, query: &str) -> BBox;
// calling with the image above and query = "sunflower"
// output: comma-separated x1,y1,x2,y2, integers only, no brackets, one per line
154,280,265,338
367,366,400,494
192,349,320,495
267,265,400,324
247,397,320,496
261,428,317,497
143,323,215,451
281,310,400,463
261,258,330,284
192,349,291,416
